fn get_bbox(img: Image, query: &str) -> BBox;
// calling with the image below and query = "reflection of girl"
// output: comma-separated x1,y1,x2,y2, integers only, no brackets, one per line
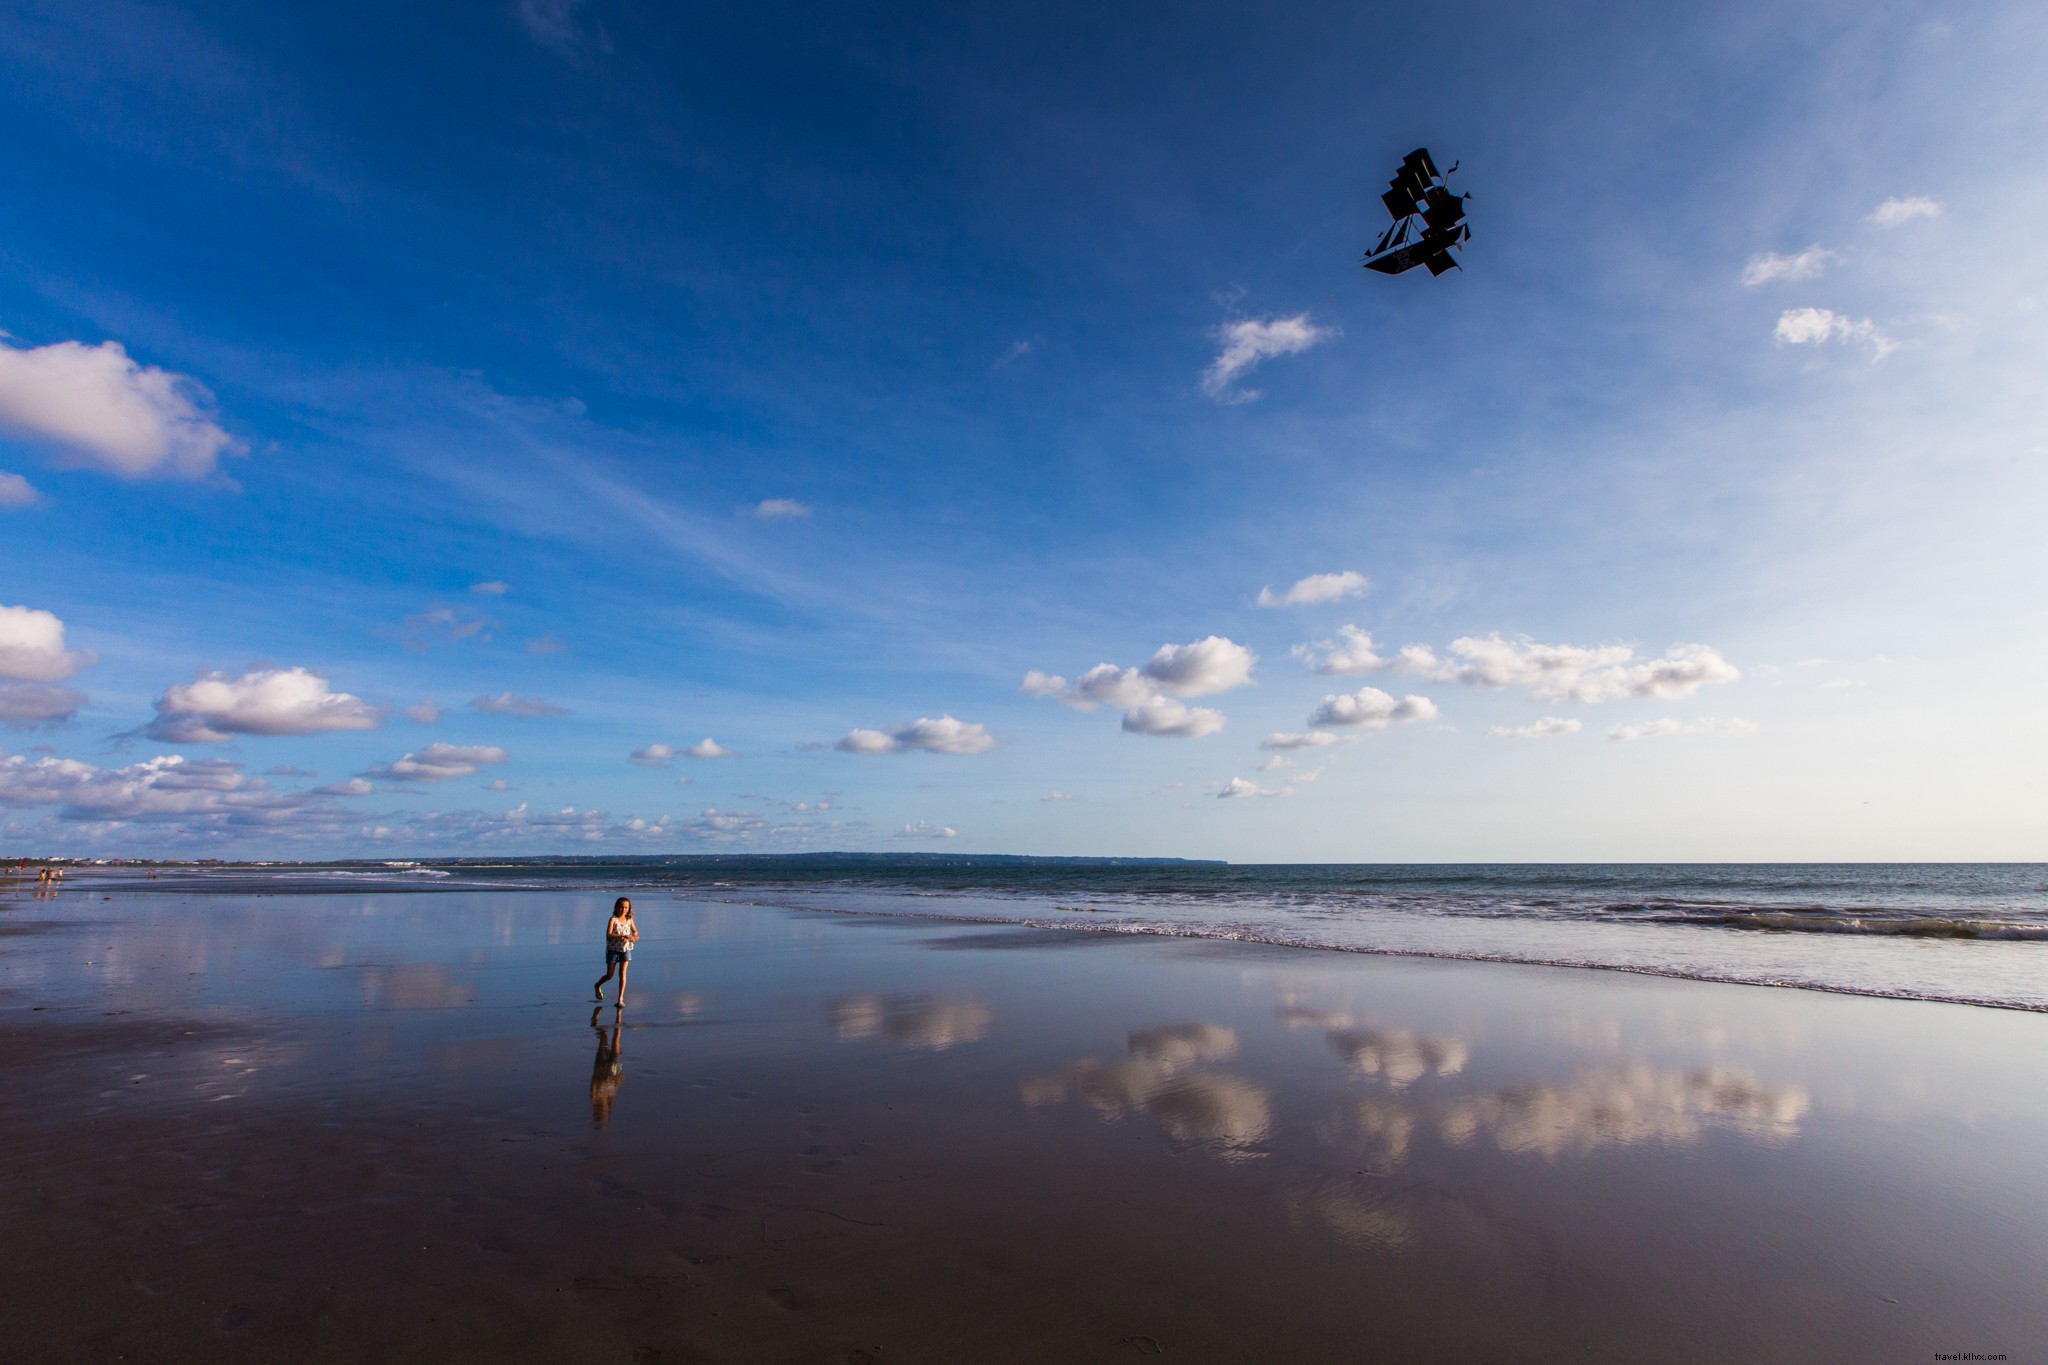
589,1010,623,1127
592,897,638,1005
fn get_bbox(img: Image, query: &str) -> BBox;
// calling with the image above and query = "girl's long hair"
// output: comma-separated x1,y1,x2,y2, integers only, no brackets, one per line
613,896,632,917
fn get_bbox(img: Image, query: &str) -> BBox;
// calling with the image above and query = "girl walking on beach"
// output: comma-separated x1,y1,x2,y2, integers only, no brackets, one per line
593,896,638,1006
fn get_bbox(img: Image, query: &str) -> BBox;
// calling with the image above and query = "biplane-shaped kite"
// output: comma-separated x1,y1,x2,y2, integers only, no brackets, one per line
1363,147,1469,277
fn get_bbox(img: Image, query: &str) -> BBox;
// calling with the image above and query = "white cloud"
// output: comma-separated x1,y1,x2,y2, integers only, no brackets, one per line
1041,791,1075,802
469,692,571,717
469,580,509,596
0,751,338,827
147,667,381,743
1382,635,1740,704
1869,196,1942,226
1291,626,1445,677
0,472,37,507
1217,776,1286,799
1740,246,1836,287
524,636,565,656
1140,637,1256,696
402,700,441,725
628,743,677,767
1259,731,1343,750
0,683,86,727
749,498,811,519
891,820,959,839
837,716,995,755
1307,688,1437,728
684,738,732,759
1486,717,1583,739
1773,307,1896,360
484,778,512,791
1121,696,1226,738
314,778,374,797
0,338,241,480
1607,717,1759,742
362,742,508,782
1202,314,1337,402
1258,570,1369,608
0,605,96,682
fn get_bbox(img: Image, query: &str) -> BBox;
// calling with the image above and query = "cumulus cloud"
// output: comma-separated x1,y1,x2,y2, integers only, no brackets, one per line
748,498,811,519
1027,637,1254,737
403,700,441,725
1773,307,1895,360
1607,717,1759,742
1307,688,1437,729
147,667,381,743
1141,637,1256,695
1121,696,1226,738
1202,314,1337,402
837,716,995,755
0,337,241,480
627,743,674,767
1740,246,1836,287
0,472,37,507
0,605,97,683
1041,791,1074,802
469,580,509,596
1217,776,1286,799
1360,635,1740,704
0,683,86,728
362,742,508,782
684,738,732,759
891,820,959,839
1258,570,1369,608
469,692,570,717
1486,717,1582,739
1259,731,1343,750
1022,1024,1271,1152
1292,627,1441,677
1869,196,1942,226
0,750,338,827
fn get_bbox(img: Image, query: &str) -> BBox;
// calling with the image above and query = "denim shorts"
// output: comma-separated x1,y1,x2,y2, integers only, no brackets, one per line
605,947,632,966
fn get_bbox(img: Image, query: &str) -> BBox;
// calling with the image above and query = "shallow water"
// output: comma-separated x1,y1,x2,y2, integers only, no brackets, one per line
2,887,2045,1362
37,859,2048,1009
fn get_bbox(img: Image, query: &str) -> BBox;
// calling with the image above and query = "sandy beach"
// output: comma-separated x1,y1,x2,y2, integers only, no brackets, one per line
3,886,2044,1363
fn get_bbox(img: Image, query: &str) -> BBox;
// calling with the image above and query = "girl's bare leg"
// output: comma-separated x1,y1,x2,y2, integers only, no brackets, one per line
615,959,629,1008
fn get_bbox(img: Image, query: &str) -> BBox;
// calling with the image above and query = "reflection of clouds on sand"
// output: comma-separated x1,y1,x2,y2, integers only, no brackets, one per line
1319,1064,1810,1167
1282,1177,1411,1251
1022,1022,1272,1156
357,964,476,1009
1273,1006,1355,1031
1326,1028,1469,1088
828,994,992,1050
1441,1065,1809,1157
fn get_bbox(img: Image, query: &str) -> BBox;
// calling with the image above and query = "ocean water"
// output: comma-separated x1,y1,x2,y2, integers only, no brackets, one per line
33,857,2048,1012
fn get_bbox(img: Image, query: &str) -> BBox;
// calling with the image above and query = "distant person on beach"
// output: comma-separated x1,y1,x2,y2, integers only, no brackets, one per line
593,896,638,1006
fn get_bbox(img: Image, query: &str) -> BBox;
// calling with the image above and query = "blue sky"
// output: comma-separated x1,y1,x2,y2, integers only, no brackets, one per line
2,0,2043,859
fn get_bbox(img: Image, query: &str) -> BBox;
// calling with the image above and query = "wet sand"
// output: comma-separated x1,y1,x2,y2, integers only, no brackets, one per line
2,888,2044,1363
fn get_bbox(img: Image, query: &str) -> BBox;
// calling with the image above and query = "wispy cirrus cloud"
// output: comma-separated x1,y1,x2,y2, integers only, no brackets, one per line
1868,196,1942,226
1202,314,1337,403
1607,717,1758,742
1258,570,1368,608
470,692,570,717
1741,246,1836,287
1485,717,1582,739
